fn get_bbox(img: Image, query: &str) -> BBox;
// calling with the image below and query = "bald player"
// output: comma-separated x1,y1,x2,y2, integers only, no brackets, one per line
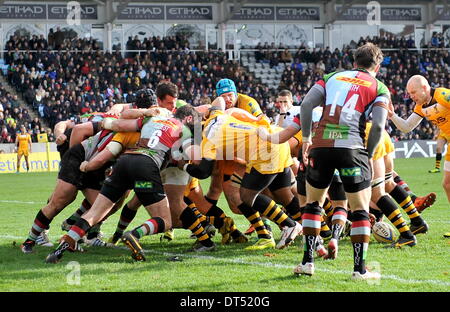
388,75,450,237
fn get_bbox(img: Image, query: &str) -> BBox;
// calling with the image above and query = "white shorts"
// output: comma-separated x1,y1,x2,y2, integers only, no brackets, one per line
160,166,191,186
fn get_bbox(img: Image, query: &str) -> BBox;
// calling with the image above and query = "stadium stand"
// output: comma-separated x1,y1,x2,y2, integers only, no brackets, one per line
1,33,448,141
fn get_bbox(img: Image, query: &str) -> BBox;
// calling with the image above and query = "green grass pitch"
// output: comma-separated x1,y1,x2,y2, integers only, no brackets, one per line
0,158,448,292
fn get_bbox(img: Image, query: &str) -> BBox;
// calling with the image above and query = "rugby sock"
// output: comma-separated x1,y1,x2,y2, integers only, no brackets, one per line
369,208,384,222
331,207,347,240
323,198,334,220
350,210,371,274
394,175,417,202
435,153,442,169
204,196,218,206
180,207,214,247
301,202,322,264
206,205,226,229
389,185,424,226
66,199,91,225
185,197,208,227
67,218,91,243
376,195,414,239
285,196,302,222
27,210,53,242
131,217,165,239
320,217,331,238
253,194,296,228
114,204,138,237
86,223,102,240
237,203,271,239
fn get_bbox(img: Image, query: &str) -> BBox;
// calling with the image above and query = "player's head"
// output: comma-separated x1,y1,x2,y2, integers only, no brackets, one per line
276,90,293,111
134,88,157,108
406,75,431,105
353,43,384,75
156,81,178,111
174,104,200,127
216,79,237,109
20,125,26,133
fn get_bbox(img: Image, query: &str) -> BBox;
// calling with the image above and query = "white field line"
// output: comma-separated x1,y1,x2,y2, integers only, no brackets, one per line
2,234,449,287
0,200,40,204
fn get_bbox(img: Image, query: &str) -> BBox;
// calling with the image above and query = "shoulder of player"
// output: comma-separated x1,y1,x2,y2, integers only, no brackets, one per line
238,93,258,105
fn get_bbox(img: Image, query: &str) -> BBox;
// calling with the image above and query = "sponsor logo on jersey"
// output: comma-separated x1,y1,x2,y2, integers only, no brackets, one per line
323,124,350,140
228,122,253,130
336,76,372,87
340,167,361,177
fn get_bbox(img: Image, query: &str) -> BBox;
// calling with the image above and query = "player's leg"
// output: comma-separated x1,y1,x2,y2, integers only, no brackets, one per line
294,148,335,276
393,171,436,212
123,194,171,261
429,136,446,173
371,156,416,247
108,194,141,244
163,167,215,251
324,176,348,259
385,153,428,235
16,151,22,173
24,153,30,172
45,154,136,263
21,179,78,253
240,168,301,250
339,149,380,280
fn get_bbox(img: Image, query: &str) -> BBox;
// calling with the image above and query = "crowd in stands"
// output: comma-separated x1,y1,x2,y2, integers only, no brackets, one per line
2,31,450,143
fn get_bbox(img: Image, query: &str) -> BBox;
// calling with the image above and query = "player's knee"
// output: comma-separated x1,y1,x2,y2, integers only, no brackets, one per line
239,188,256,206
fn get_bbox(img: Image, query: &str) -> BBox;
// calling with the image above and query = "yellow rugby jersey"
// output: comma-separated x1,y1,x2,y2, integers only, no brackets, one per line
202,111,292,174
236,93,263,117
17,133,31,150
364,122,393,161
414,87,450,137
111,132,141,149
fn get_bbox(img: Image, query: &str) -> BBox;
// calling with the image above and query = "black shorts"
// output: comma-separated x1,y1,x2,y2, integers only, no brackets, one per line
58,144,84,189
79,163,111,191
306,147,371,193
329,174,346,201
241,167,292,193
101,154,165,206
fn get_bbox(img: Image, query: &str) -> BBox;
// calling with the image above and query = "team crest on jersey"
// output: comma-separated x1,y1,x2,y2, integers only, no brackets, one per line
336,76,372,87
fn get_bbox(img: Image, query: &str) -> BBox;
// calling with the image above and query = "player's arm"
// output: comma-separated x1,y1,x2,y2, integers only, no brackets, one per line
257,125,299,144
181,158,215,179
389,111,423,133
79,140,123,172
102,117,140,132
70,121,100,147
300,83,325,144
54,120,75,145
119,107,165,119
28,135,32,152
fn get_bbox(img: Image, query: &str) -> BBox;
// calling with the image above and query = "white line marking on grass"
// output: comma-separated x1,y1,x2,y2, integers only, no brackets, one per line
3,235,449,287
0,200,39,204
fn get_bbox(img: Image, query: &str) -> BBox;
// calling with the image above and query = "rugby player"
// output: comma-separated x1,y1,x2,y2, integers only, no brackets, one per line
295,43,388,280
15,125,32,173
388,74,450,238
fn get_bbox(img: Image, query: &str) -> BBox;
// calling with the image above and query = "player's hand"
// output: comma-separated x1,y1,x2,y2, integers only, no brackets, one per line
301,141,311,166
211,97,226,110
55,133,67,145
144,107,161,117
106,106,123,117
79,161,89,172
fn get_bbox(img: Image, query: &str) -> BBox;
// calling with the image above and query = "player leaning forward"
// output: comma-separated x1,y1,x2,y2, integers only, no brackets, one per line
295,43,389,280
388,75,450,237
